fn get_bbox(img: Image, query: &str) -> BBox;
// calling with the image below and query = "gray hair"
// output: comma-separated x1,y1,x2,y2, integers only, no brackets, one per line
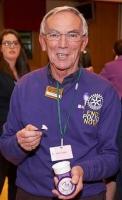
40,6,88,36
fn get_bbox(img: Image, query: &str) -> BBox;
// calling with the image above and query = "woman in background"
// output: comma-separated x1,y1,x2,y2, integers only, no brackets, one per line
0,29,30,200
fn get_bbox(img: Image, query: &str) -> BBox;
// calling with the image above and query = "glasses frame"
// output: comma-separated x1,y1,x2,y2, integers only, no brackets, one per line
44,31,83,42
2,40,19,48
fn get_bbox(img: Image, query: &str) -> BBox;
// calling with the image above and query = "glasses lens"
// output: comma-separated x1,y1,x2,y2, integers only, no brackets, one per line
67,32,81,41
2,40,19,47
46,33,60,40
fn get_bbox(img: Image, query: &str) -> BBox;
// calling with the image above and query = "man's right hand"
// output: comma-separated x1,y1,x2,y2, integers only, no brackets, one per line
16,124,42,151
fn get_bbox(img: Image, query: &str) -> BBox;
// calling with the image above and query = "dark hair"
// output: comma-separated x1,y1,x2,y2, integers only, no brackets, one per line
0,29,30,77
114,39,122,56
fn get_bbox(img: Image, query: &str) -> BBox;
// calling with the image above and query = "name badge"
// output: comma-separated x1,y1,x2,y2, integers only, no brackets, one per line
45,86,63,99
50,145,73,161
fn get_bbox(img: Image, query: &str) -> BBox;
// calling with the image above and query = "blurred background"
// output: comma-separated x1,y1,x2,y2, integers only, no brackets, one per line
0,0,122,73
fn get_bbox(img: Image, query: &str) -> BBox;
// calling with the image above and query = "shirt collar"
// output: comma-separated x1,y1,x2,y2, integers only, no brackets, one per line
47,64,81,87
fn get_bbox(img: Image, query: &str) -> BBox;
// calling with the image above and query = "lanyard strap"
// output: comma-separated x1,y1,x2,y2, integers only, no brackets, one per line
56,69,81,145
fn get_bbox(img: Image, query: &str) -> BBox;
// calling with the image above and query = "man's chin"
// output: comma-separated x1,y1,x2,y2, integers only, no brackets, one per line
56,65,71,71
51,62,71,71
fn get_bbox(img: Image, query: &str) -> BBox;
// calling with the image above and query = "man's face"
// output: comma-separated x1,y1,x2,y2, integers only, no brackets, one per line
40,11,88,71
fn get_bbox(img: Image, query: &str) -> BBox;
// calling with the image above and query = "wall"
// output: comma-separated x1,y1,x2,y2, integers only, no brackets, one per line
46,0,80,11
89,2,118,72
29,32,48,71
0,1,119,73
95,0,122,2
0,0,4,30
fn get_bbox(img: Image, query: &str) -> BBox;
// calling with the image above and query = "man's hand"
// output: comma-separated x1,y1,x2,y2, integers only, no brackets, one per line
52,165,84,199
16,124,42,151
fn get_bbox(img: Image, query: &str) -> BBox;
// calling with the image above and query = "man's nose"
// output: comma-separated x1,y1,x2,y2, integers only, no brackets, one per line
58,34,68,47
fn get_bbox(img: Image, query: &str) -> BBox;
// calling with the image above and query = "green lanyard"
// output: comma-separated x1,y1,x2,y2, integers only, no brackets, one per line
56,69,81,146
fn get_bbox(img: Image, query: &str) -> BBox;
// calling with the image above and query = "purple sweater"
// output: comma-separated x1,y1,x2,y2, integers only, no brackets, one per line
0,66,121,198
100,55,122,98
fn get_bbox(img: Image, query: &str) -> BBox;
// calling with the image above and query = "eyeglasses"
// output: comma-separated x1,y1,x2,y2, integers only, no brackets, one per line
2,40,19,48
44,31,82,42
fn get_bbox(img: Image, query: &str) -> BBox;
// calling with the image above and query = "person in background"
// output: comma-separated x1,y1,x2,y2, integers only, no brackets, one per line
100,39,122,99
100,40,122,200
0,6,121,200
79,49,94,72
0,29,30,200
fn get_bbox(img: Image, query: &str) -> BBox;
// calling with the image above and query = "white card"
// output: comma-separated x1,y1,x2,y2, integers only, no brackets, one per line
50,145,73,161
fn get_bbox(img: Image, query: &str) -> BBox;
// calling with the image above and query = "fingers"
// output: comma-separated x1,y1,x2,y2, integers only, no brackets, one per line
52,179,82,200
16,124,42,151
25,124,39,131
52,187,79,200
52,166,84,199
71,166,84,184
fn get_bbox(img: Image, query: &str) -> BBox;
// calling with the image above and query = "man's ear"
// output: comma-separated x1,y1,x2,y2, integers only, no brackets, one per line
80,36,88,52
39,34,47,51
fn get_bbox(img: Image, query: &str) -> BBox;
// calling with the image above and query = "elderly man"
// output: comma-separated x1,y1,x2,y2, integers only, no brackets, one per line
0,6,121,200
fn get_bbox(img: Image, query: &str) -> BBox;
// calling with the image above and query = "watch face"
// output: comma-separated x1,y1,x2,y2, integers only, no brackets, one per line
58,176,76,196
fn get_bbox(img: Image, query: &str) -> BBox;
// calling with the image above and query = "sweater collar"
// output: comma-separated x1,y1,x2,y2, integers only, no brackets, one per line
47,64,81,87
